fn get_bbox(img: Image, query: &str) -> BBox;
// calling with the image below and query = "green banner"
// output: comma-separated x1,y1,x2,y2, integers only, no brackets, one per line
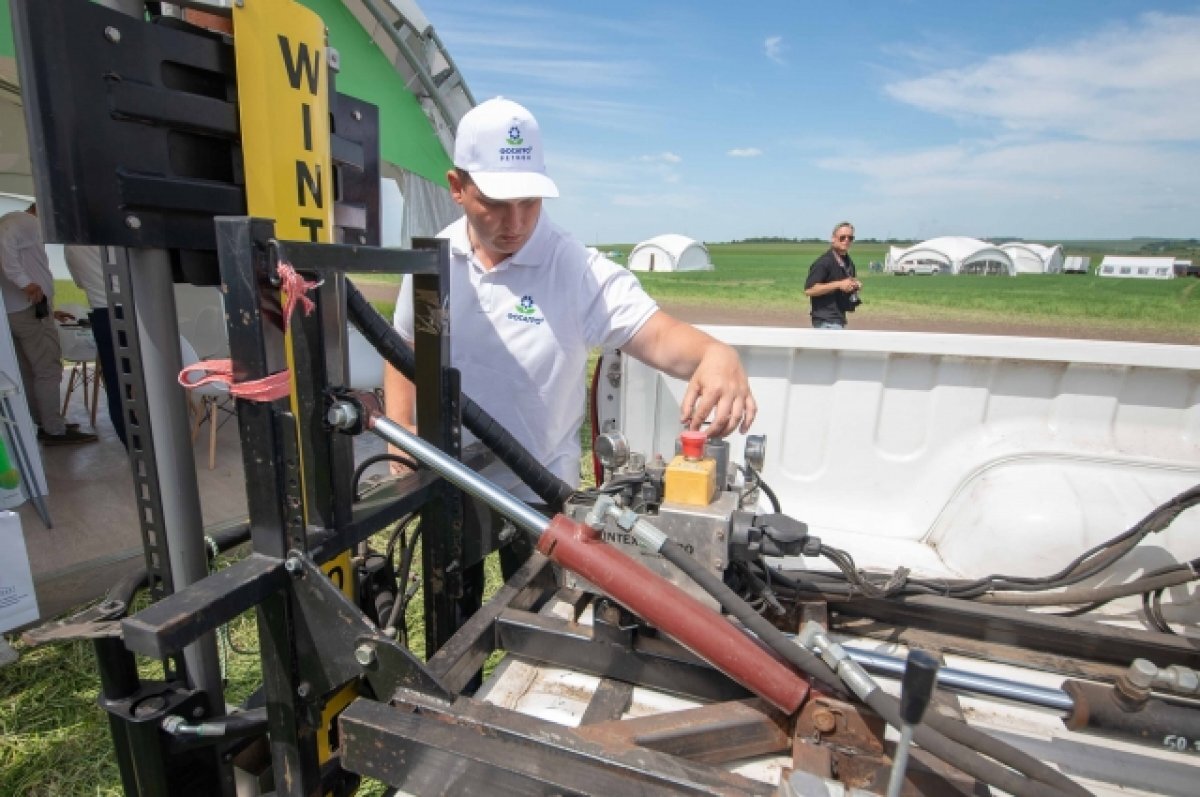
1,0,14,58
302,0,451,186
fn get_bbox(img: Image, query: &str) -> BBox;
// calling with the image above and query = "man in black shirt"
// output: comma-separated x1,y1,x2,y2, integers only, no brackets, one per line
804,221,862,329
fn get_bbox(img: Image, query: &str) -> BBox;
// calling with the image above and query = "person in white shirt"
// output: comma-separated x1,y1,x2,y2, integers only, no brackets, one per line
386,98,756,597
0,204,96,445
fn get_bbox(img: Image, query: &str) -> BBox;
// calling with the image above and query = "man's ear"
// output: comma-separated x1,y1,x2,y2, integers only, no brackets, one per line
447,170,466,205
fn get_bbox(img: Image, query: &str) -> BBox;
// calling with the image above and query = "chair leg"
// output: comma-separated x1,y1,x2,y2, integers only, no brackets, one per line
207,399,217,470
61,364,78,416
90,359,102,428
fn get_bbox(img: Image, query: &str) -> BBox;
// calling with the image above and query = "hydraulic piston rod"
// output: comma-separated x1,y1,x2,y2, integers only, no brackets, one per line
329,400,811,713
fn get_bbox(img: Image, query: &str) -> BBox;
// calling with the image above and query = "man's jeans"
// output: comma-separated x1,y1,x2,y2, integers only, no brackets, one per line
813,320,845,330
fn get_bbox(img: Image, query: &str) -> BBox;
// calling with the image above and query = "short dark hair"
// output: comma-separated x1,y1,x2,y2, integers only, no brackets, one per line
832,221,854,237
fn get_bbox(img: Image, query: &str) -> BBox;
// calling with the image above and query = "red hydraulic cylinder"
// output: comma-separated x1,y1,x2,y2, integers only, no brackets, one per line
536,515,809,714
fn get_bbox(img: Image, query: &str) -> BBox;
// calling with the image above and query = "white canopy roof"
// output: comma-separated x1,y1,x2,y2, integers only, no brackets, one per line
628,234,713,272
887,237,1016,276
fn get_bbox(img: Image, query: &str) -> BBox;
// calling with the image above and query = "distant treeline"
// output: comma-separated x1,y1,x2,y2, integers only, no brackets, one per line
724,236,910,245
721,236,1197,256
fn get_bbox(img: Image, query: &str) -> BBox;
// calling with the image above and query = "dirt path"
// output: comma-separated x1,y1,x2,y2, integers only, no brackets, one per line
352,280,1198,345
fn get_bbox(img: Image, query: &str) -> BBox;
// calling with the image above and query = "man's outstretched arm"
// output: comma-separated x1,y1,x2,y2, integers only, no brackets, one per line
621,311,756,438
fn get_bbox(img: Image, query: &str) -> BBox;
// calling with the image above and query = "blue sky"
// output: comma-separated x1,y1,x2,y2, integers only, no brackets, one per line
417,1,1200,244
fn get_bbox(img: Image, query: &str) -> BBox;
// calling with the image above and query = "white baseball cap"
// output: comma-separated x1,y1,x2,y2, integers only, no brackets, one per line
453,97,559,200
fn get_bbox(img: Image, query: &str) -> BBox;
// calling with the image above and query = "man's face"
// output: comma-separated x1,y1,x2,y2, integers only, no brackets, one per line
448,171,542,260
831,226,854,257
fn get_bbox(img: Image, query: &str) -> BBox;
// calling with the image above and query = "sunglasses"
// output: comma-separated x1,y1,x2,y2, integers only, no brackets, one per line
836,234,855,242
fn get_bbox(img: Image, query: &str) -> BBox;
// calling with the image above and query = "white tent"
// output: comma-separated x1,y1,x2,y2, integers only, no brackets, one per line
1097,256,1175,279
1000,242,1064,274
1062,256,1090,274
627,234,713,273
886,237,1016,276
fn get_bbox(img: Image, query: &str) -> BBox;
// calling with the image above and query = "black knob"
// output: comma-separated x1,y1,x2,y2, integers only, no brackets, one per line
899,650,940,726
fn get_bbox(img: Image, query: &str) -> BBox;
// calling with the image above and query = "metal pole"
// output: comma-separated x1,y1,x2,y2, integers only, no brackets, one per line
129,250,224,711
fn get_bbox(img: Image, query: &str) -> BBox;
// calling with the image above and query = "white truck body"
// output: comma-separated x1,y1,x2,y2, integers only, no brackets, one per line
475,328,1200,797
599,327,1200,623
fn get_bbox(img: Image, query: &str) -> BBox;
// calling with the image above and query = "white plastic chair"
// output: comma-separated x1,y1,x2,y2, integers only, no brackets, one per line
57,304,101,426
179,336,233,470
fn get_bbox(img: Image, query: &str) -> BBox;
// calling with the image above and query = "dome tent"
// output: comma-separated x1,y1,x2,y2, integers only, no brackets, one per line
886,237,1016,276
1000,242,1065,274
628,234,713,273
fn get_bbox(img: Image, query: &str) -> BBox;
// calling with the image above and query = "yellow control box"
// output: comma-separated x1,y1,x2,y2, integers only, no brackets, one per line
663,454,717,506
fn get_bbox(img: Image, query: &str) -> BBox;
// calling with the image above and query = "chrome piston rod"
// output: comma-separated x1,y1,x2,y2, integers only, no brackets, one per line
328,402,550,538
843,644,1074,713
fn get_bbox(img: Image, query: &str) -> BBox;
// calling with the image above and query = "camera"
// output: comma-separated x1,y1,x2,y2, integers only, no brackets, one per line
845,291,862,311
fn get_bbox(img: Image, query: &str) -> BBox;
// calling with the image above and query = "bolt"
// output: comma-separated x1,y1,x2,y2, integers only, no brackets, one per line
355,644,376,668
326,402,358,430
812,708,837,734
191,705,205,719
124,215,141,230
352,109,362,121
104,26,121,43
1128,659,1158,688
296,681,311,699
498,520,517,544
284,556,302,576
716,530,726,542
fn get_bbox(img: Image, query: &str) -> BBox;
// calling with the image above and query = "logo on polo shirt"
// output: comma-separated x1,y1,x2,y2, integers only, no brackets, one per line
507,295,545,325
500,125,533,161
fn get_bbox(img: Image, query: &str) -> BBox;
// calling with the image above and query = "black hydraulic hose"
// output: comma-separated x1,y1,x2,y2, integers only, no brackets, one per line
346,278,574,511
981,567,1199,606
352,452,419,501
659,540,1088,797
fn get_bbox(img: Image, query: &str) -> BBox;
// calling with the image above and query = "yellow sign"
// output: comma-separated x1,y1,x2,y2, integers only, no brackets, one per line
233,0,334,242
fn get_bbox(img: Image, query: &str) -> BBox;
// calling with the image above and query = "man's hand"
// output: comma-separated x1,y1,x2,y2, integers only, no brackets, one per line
841,277,862,292
624,312,758,439
680,342,757,438
53,310,75,323
21,283,44,304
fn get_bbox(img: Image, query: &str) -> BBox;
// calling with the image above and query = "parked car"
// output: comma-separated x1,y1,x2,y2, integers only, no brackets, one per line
893,261,940,275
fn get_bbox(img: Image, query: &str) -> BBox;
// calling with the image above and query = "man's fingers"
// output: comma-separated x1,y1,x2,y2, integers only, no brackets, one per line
680,381,701,426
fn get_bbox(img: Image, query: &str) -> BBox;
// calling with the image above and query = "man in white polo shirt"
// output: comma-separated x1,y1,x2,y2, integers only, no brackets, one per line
386,97,756,592
389,96,756,492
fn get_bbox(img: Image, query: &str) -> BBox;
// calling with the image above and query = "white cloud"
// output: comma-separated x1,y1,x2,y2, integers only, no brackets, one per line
728,148,763,158
639,152,683,164
885,12,1200,143
764,36,785,65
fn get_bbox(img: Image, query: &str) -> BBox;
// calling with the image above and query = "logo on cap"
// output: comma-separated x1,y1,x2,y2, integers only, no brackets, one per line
506,126,524,146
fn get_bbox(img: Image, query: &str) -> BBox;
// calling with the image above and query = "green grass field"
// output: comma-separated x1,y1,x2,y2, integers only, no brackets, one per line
340,240,1197,337
618,242,1198,335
